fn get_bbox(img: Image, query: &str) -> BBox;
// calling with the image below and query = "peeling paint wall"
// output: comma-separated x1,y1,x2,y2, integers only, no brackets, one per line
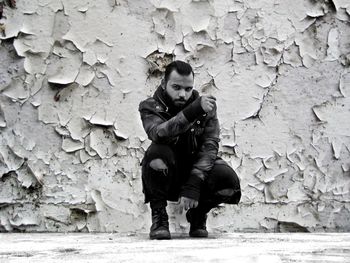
0,0,349,233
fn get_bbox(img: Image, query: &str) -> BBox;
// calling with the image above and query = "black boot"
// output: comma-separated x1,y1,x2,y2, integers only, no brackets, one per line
186,209,208,238
149,207,171,240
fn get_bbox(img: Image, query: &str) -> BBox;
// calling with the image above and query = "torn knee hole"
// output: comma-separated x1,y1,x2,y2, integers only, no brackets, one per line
216,188,234,197
149,158,168,171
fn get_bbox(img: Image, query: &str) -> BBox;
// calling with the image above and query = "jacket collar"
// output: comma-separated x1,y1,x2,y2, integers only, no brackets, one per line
153,85,199,115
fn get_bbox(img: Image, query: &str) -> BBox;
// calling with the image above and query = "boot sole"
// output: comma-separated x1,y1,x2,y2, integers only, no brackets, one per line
149,230,171,240
189,230,208,238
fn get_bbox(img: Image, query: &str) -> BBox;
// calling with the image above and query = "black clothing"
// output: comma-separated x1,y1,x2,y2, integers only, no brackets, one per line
139,86,241,212
142,144,241,210
139,86,222,200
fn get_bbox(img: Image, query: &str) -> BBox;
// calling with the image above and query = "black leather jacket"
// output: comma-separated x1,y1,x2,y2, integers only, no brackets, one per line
139,86,220,200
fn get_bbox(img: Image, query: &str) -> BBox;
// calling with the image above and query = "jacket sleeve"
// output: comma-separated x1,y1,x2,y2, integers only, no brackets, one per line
180,107,220,200
139,97,205,144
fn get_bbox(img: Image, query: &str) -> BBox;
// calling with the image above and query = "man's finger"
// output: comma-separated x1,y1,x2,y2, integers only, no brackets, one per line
184,201,189,210
207,104,214,111
188,201,193,209
207,100,216,106
179,200,184,213
205,99,216,105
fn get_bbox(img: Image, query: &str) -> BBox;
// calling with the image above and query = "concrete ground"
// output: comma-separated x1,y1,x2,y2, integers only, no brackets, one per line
0,233,349,262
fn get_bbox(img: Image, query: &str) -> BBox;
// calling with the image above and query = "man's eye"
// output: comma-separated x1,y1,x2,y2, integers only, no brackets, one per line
185,87,193,92
173,85,180,90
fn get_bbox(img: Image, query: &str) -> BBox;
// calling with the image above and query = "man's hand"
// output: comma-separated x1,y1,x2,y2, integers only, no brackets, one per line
200,95,216,113
178,196,198,212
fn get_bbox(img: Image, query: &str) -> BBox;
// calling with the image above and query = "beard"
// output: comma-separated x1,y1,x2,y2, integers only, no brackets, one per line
173,99,187,107
161,87,191,113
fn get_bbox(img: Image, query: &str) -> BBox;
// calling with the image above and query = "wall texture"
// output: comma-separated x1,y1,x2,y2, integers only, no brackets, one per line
0,0,349,233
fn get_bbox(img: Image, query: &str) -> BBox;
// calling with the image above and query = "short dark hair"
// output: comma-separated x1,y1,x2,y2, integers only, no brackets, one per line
164,60,194,83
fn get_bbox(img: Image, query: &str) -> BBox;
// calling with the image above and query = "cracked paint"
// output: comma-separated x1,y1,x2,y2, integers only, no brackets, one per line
0,0,350,233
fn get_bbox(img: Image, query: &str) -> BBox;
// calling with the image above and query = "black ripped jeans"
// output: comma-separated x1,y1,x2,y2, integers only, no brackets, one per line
141,143,241,213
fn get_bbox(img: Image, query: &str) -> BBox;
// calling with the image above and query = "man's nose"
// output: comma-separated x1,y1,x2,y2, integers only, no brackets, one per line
178,89,185,98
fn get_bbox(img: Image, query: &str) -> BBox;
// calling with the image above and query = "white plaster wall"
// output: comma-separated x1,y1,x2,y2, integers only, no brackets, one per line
0,0,349,232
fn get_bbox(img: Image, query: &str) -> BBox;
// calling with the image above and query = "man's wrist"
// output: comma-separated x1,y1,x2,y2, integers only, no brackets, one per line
182,97,205,122
180,175,203,201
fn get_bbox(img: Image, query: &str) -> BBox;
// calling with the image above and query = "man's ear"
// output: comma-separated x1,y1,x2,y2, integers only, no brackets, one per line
161,78,165,89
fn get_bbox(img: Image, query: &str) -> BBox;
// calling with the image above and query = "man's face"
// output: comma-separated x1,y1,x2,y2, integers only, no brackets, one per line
164,70,194,107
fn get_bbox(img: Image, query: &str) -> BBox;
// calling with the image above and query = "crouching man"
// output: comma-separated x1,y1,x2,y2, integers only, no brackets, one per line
139,60,241,239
